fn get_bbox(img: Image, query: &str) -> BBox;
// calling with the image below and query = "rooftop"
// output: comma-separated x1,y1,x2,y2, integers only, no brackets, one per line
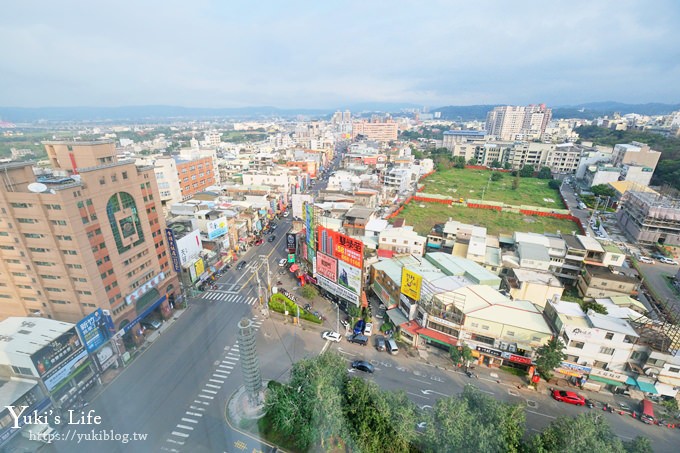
511,268,563,287
517,242,550,262
0,317,75,358
588,311,638,337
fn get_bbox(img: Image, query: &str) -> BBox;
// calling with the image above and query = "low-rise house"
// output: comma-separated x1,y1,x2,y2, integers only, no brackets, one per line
577,265,640,299
504,268,564,308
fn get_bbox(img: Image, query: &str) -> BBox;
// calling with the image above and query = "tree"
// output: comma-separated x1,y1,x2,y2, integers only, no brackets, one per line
519,164,535,177
548,179,561,190
624,436,654,453
344,378,416,453
528,412,628,453
467,158,477,165
534,337,566,381
537,167,553,179
265,352,348,451
490,172,503,181
490,159,501,168
300,284,318,300
591,184,616,198
421,386,525,453
512,172,520,190
347,304,361,321
582,300,608,315
503,162,512,170
449,344,473,367
435,156,452,170
454,156,466,168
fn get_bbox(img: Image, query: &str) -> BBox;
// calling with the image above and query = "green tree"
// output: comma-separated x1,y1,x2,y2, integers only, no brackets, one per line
537,167,553,179
344,378,416,453
528,412,627,453
454,156,466,168
449,344,473,367
512,172,520,190
534,337,566,381
435,156,452,170
300,284,318,300
519,164,535,177
503,162,512,170
265,352,348,450
582,300,608,315
490,172,503,181
421,386,525,453
413,150,425,160
624,436,654,453
467,158,478,165
347,304,361,321
490,159,501,168
548,180,561,190
591,184,616,198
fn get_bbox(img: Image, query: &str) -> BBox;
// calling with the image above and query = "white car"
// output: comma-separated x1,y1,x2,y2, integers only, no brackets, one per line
660,257,679,265
638,256,655,264
278,258,287,267
282,211,289,217
322,331,341,342
364,322,373,336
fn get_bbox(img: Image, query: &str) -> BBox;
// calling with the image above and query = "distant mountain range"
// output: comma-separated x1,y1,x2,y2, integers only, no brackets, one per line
435,102,680,121
1,101,678,123
0,102,423,123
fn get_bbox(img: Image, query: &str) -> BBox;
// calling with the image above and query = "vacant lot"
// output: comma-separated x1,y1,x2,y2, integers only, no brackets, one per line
398,202,579,236
421,168,564,209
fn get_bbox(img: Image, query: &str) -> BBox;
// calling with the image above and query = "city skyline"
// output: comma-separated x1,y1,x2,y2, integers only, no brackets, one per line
1,1,680,109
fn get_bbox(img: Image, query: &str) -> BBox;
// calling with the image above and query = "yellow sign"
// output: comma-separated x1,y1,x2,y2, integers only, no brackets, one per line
401,268,422,301
194,258,205,277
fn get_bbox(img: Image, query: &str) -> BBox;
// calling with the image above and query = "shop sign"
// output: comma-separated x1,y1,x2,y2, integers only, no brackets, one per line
401,268,422,301
165,228,181,273
287,233,297,253
125,272,166,306
501,352,532,365
476,346,502,357
589,367,629,382
76,308,109,353
429,315,457,329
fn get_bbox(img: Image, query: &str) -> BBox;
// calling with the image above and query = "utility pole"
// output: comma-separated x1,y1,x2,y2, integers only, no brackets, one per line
336,304,340,334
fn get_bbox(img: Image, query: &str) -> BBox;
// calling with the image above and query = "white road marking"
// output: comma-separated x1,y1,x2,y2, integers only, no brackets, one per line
176,424,194,431
186,411,203,417
210,378,225,384
407,391,429,399
205,383,221,389
410,377,432,385
181,418,198,424
171,431,190,438
191,403,207,409
526,410,556,419
166,438,184,445
198,394,214,400
202,389,218,394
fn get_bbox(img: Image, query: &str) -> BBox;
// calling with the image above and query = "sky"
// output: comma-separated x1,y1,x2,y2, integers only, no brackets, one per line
1,0,679,109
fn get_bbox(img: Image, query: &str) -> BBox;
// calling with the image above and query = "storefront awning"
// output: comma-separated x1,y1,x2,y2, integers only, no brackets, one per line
418,328,457,347
635,379,658,394
289,264,299,272
386,309,408,327
588,375,624,387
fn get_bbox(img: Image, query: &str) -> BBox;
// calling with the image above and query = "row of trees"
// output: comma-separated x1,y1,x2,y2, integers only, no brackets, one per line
263,351,652,452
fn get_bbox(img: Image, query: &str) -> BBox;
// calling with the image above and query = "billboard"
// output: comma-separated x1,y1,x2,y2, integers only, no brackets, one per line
31,328,84,378
287,233,297,253
317,226,364,269
176,229,202,266
304,202,315,251
401,268,422,301
165,228,181,273
76,308,109,353
317,275,360,304
316,252,338,282
207,216,228,240
194,258,205,278
337,260,361,294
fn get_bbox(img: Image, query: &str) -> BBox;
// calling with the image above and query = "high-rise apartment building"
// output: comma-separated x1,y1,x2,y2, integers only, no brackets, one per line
485,104,552,141
351,119,398,142
0,140,177,330
175,156,215,200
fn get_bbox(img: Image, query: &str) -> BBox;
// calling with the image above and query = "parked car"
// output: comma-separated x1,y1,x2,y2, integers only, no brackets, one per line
364,322,373,336
322,331,342,342
375,335,386,351
348,334,368,346
659,257,679,265
551,389,586,406
141,318,162,330
283,211,289,217
638,256,655,264
236,261,247,270
351,360,374,373
268,235,276,243
353,319,366,335
254,238,264,246
271,224,278,231
278,258,287,267
340,319,350,329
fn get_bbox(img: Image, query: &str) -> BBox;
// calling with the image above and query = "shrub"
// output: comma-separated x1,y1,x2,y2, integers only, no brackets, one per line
270,293,322,324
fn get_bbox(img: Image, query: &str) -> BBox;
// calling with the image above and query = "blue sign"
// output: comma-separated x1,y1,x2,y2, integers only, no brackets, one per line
165,228,181,273
76,308,109,353
123,295,167,334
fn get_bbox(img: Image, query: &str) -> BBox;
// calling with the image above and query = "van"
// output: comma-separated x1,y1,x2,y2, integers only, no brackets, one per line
387,338,399,355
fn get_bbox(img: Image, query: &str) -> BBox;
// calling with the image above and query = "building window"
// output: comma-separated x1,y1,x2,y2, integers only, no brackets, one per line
122,171,128,179
605,332,614,340
669,367,680,374
599,346,615,355
17,218,37,224
570,341,585,349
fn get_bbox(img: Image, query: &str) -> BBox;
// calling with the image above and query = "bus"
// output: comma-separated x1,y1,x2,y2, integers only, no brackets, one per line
640,399,655,424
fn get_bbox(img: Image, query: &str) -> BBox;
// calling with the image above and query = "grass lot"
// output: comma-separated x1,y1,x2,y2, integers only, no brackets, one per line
421,168,565,209
399,202,579,236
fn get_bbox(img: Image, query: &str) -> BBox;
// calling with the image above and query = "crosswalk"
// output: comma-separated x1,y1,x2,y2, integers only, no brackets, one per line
201,291,259,305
